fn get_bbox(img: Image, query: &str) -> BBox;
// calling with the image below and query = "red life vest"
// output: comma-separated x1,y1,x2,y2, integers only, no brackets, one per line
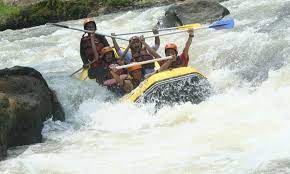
132,48,155,70
81,36,105,68
159,52,189,68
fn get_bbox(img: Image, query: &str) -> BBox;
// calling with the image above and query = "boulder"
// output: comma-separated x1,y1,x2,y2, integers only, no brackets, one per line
0,66,65,160
160,0,230,27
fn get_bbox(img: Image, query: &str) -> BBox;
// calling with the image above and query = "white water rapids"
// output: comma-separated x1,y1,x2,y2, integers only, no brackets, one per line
0,0,290,173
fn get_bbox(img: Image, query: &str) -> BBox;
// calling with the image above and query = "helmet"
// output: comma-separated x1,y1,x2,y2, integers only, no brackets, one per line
101,47,114,56
83,18,96,30
83,18,94,25
128,64,142,72
165,43,177,51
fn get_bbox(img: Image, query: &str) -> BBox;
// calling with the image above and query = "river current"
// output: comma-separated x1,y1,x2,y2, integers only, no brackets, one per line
0,0,290,173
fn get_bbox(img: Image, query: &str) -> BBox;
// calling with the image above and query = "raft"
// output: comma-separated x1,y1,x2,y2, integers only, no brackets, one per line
77,49,212,106
120,67,212,106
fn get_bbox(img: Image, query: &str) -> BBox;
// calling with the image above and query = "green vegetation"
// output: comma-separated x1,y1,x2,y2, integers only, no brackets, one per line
0,3,20,16
0,0,152,31
104,0,132,7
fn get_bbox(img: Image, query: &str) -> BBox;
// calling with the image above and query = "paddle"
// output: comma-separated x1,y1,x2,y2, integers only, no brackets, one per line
47,23,129,41
114,23,202,36
115,56,173,70
144,18,235,39
69,59,98,77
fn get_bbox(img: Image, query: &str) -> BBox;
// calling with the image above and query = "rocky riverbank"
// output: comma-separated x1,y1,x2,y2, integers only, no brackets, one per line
0,0,228,31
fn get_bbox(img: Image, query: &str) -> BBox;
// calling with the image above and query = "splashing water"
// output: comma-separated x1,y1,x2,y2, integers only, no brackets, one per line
0,0,290,173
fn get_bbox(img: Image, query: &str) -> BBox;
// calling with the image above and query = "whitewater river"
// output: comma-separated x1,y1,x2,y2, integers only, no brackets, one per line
1,0,290,173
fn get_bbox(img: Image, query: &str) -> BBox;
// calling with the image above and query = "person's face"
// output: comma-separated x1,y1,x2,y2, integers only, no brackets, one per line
130,40,142,51
104,52,114,63
85,22,96,31
165,48,177,56
131,70,142,80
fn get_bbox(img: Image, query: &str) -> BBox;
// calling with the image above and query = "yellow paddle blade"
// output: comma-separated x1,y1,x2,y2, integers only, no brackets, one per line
79,68,88,81
178,23,202,30
154,61,160,69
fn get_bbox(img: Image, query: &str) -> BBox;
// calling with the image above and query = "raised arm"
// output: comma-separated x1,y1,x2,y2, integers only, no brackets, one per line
111,33,121,56
90,33,99,62
183,29,194,59
112,33,131,63
140,36,161,59
153,27,160,50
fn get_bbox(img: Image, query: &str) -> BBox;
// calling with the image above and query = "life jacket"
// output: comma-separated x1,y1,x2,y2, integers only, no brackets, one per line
132,48,155,71
81,35,105,68
170,55,183,68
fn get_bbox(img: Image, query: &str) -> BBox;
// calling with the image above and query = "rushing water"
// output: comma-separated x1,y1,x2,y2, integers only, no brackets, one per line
0,0,290,173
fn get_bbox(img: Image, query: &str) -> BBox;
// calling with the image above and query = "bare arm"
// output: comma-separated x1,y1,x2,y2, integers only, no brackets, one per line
183,29,194,59
90,34,99,61
111,33,121,55
157,55,176,72
112,33,131,63
110,70,124,86
153,27,160,50
110,67,133,92
140,36,161,59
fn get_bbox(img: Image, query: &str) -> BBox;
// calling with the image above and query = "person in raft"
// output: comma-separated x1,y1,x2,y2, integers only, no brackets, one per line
100,47,129,95
79,18,110,82
108,63,145,95
111,27,160,75
143,29,194,72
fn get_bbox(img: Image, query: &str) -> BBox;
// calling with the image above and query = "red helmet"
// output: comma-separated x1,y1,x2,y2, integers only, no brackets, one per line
165,43,177,51
128,64,142,72
101,47,114,56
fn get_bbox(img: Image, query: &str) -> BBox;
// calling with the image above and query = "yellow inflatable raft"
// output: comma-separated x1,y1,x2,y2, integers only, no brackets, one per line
120,67,212,105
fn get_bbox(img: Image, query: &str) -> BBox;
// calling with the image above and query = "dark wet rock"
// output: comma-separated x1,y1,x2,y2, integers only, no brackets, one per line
160,0,230,27
0,66,65,160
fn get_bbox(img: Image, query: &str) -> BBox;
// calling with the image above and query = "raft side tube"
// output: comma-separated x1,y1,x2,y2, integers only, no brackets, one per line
120,67,212,105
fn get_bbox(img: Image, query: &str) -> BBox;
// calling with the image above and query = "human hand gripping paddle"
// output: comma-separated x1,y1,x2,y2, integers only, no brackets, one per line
144,18,235,39
47,23,129,41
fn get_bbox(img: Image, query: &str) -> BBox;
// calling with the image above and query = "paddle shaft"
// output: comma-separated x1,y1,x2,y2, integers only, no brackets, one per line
116,56,172,69
144,26,210,39
144,18,234,38
48,23,129,41
69,59,97,77
115,26,193,36
116,23,200,36
70,67,84,77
